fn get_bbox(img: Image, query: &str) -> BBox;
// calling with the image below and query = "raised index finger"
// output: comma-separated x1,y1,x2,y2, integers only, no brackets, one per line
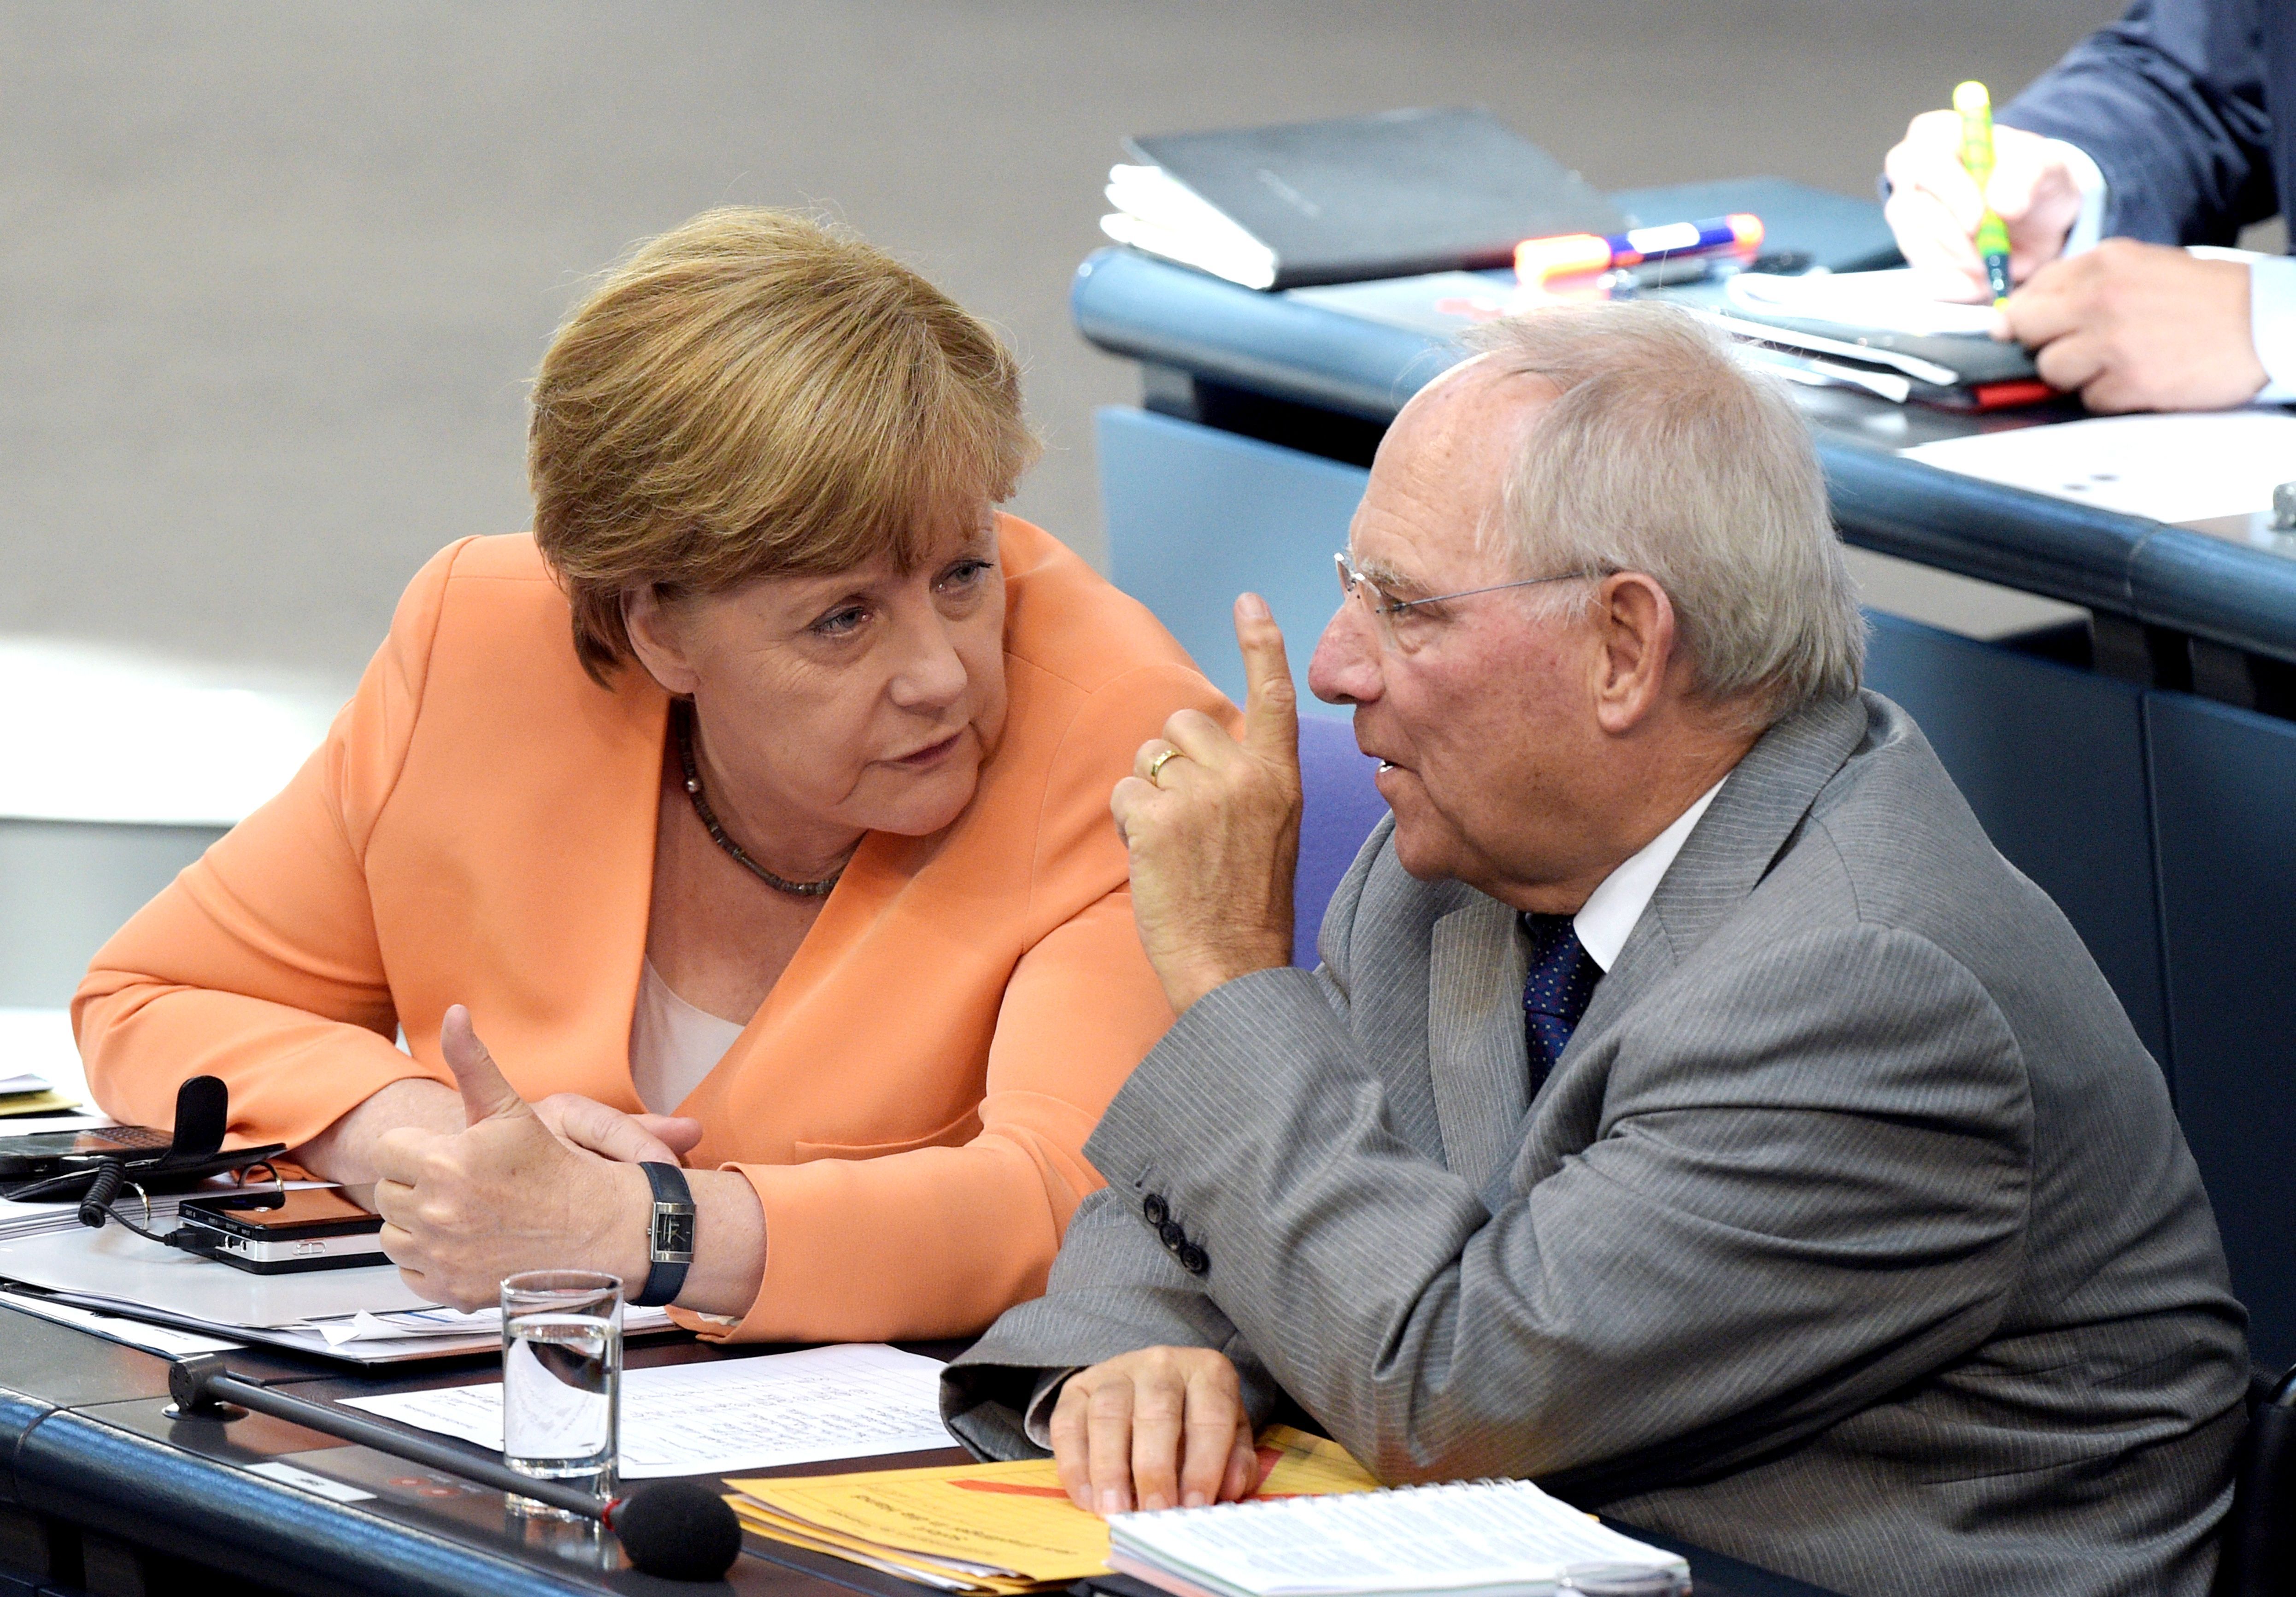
1233,594,1298,767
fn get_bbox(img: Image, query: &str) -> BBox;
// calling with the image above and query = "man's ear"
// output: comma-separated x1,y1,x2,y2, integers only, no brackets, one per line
622,586,702,698
1591,572,1677,736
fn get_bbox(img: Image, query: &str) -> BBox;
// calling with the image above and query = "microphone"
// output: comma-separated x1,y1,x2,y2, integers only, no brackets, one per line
74,1074,269,1232
168,1354,743,1581
158,1074,230,1167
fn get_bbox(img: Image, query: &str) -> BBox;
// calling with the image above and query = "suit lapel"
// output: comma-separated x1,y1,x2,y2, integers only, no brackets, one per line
1425,894,1531,1190
1569,693,1873,1049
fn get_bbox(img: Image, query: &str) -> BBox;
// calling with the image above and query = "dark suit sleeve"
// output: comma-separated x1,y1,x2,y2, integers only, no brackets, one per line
1998,0,2279,244
1082,921,2032,1499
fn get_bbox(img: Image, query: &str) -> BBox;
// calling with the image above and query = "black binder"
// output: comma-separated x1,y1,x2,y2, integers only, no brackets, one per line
1125,107,1626,290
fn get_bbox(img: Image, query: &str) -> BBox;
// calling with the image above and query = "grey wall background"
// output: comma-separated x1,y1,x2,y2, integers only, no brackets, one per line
4,0,2126,692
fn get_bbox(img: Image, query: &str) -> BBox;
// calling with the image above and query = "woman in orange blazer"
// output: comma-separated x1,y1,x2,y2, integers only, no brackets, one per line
73,208,1230,1344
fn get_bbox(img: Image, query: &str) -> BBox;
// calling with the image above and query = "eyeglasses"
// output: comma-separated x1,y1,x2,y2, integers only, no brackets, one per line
1333,550,1606,653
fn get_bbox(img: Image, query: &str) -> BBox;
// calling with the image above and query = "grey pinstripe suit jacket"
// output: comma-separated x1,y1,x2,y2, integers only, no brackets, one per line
943,692,2251,1597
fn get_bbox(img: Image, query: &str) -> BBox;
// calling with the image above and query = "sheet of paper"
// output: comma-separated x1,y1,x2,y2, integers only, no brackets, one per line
0,1289,241,1355
305,1304,674,1347
1726,268,1998,336
1902,411,2296,525
346,1342,954,1479
0,1221,430,1327
0,1010,89,1106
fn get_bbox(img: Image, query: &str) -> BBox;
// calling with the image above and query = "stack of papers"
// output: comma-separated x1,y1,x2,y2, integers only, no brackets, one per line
0,1072,77,1119
0,1217,678,1362
1109,1477,1688,1597
725,1426,1378,1593
350,1343,954,1478
1725,268,1997,336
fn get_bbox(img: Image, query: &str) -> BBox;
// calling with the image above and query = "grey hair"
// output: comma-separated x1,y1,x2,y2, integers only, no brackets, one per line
1462,301,1864,727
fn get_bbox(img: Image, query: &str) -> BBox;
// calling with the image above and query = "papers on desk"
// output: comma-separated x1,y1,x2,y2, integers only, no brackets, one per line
1108,1478,1688,1597
346,1343,953,1479
0,1218,672,1361
1902,412,2296,526
1726,268,1997,336
0,1008,89,1116
725,1428,1377,1594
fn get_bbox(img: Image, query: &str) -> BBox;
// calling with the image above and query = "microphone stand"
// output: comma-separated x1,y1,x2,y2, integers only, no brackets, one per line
167,1355,742,1581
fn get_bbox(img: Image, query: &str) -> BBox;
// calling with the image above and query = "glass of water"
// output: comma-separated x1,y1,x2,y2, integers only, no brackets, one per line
500,1269,622,1515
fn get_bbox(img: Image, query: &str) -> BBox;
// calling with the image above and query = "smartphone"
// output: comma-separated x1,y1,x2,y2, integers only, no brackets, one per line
0,1124,174,1180
176,1188,388,1275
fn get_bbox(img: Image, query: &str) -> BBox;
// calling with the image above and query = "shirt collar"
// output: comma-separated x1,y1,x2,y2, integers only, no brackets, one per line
1571,774,1729,972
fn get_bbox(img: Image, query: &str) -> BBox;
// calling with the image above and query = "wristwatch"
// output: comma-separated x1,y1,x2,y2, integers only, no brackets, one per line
633,1161,695,1308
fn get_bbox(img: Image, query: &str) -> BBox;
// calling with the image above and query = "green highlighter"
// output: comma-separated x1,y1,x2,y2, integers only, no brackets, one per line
1954,80,2014,305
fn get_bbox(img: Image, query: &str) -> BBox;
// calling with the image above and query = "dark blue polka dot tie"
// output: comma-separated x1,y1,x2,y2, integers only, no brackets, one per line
1521,912,1602,1093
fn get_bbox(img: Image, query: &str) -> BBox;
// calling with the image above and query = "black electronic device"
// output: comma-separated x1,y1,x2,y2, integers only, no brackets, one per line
167,1355,744,1581
0,1122,174,1178
176,1187,387,1274
3,1075,284,1213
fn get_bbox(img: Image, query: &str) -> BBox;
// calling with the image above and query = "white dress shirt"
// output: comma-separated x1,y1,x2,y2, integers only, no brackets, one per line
1569,774,1727,972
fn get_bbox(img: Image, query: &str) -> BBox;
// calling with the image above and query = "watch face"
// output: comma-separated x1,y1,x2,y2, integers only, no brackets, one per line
652,1208,696,1262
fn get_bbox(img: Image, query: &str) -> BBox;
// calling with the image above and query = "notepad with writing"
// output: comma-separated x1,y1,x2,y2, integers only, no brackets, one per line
1108,1478,1689,1597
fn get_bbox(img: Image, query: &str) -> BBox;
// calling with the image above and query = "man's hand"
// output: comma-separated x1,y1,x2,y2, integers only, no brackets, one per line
1111,595,1302,1013
1999,239,2266,412
370,1006,652,1310
1050,1348,1258,1514
1883,110,2085,299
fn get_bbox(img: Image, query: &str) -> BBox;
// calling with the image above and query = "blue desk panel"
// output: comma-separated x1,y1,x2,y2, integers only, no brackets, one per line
2144,692,2296,1370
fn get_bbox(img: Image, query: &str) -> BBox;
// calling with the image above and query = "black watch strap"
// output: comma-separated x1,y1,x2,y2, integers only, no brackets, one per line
633,1161,695,1308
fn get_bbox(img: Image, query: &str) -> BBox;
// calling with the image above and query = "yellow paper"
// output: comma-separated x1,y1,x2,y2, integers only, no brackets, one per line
728,1425,1377,1588
0,1092,80,1118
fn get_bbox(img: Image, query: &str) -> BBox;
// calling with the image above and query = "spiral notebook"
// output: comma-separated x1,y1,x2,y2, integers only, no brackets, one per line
1108,1478,1689,1597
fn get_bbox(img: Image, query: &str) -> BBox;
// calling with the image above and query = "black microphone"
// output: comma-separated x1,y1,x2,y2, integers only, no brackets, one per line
158,1074,230,1167
168,1355,742,1581
75,1074,252,1231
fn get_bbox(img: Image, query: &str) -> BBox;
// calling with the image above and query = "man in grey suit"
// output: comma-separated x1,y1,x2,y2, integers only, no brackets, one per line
942,303,2249,1597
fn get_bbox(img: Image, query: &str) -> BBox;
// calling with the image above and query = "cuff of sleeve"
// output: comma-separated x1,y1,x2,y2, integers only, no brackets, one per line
1022,1367,1082,1450
2249,257,2296,404
2046,138,2108,258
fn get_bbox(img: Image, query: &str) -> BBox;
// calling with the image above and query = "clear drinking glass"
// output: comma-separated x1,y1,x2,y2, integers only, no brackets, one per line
500,1269,622,1515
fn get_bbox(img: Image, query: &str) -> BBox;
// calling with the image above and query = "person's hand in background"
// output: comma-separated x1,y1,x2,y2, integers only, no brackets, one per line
1884,110,2086,300
1997,240,2266,412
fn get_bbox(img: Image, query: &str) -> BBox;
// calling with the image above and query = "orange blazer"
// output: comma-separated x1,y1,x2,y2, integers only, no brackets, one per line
74,518,1231,1343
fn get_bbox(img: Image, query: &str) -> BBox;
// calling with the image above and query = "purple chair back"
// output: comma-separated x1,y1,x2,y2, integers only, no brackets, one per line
1293,713,1390,967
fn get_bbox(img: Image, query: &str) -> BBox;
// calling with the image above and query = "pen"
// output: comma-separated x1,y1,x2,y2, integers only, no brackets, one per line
1954,80,2014,306
1515,213,1764,288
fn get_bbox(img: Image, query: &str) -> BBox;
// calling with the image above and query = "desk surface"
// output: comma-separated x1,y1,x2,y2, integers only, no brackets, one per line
0,1302,1843,1597
1069,186,2296,670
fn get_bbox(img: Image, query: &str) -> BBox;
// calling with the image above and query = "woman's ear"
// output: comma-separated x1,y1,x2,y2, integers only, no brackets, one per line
622,586,702,698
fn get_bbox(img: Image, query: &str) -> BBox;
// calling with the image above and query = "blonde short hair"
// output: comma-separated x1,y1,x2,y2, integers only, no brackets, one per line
1465,302,1863,726
529,207,1040,681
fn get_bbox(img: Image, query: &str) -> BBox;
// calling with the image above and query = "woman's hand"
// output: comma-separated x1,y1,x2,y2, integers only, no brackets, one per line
371,1005,653,1310
531,1093,701,1167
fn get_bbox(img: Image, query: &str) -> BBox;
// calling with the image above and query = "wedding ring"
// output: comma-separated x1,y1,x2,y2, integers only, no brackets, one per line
1146,748,1180,786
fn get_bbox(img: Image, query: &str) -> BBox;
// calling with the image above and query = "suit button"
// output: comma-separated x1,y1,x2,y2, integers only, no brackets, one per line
1177,1242,1209,1276
1142,1194,1169,1227
1158,1219,1186,1251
